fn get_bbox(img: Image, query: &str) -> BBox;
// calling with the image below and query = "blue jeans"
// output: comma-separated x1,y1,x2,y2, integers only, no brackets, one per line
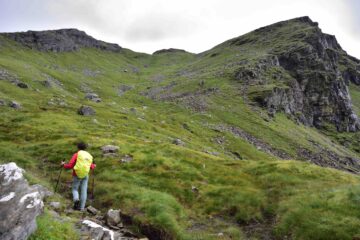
72,175,88,210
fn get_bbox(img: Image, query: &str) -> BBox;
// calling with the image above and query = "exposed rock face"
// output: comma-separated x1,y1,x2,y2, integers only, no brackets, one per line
0,162,50,240
2,29,122,53
210,124,292,159
233,17,360,132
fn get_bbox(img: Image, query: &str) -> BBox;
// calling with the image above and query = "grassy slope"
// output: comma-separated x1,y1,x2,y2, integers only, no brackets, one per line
0,28,360,240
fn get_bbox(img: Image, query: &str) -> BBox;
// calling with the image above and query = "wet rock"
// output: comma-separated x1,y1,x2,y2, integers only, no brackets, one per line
9,101,21,109
0,162,48,240
78,105,95,116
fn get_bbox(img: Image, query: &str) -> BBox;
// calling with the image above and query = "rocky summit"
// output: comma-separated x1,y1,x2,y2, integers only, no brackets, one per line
1,16,360,240
224,16,360,132
1,28,122,52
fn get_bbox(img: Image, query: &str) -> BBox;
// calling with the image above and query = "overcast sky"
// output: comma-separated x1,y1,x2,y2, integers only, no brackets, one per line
0,0,359,58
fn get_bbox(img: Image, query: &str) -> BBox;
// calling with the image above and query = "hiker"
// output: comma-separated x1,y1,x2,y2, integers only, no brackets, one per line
61,142,96,211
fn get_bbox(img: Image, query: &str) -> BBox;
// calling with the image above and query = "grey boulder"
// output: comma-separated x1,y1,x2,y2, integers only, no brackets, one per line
101,145,119,154
78,105,95,116
80,219,133,240
172,138,185,146
85,93,102,103
105,209,121,227
9,101,21,109
87,205,99,215
0,162,49,240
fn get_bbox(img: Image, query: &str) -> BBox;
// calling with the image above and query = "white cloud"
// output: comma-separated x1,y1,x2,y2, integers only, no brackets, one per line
0,0,359,58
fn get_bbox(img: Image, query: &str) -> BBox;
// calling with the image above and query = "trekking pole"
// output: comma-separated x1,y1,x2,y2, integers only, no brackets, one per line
55,166,63,193
90,168,95,200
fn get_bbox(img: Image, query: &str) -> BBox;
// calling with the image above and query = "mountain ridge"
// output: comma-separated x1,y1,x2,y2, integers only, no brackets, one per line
1,16,360,239
1,28,122,52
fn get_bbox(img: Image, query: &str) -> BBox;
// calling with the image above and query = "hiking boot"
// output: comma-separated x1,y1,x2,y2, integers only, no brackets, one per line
73,200,80,210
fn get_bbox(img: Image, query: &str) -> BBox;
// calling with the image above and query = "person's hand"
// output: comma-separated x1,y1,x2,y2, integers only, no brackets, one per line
61,161,65,166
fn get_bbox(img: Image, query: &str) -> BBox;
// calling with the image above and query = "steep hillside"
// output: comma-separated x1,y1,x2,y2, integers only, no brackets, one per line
1,17,360,240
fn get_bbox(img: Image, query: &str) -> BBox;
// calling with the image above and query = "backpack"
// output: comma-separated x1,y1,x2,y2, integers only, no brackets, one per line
74,150,93,178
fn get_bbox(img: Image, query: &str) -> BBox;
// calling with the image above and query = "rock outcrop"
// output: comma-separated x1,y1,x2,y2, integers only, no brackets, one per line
2,29,122,53
0,162,50,240
153,48,188,55
232,16,360,132
80,208,144,240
